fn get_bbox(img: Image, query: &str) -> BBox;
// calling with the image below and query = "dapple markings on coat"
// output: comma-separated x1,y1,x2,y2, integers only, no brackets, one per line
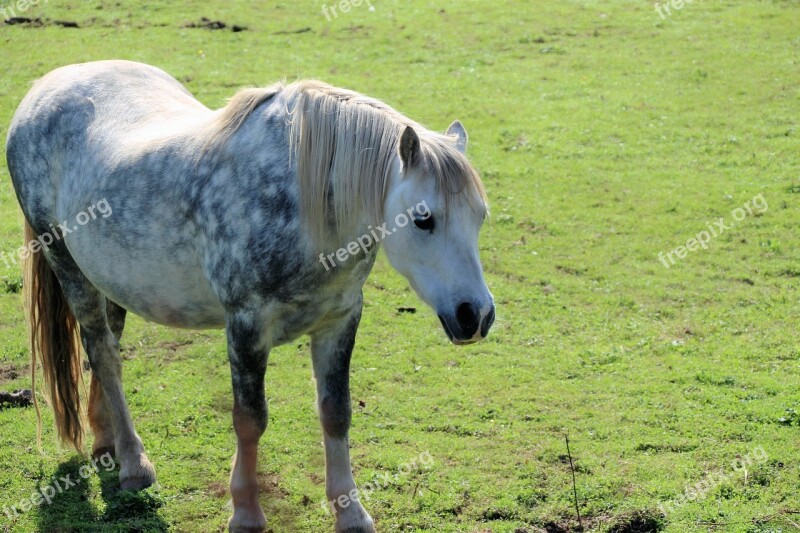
7,60,495,532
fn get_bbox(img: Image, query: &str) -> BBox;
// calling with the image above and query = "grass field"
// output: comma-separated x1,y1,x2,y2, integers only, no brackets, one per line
0,1,799,532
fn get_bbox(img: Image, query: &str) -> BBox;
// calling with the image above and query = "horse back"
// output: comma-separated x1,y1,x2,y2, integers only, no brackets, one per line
7,60,208,226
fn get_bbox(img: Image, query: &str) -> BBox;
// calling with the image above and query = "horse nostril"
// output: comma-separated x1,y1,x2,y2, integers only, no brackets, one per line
481,305,496,337
455,302,480,337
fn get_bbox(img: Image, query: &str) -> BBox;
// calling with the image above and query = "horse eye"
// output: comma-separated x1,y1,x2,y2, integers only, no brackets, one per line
413,214,435,232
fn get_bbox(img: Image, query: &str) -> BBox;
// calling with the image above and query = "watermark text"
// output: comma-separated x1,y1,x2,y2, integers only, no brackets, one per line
318,200,430,271
0,199,112,271
322,450,433,514
3,452,116,519
0,0,48,22
658,193,767,269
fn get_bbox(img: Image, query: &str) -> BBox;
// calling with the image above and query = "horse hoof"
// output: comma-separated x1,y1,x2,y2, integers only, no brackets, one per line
336,513,376,533
120,456,156,490
228,513,267,533
228,526,267,533
337,526,377,533
120,472,155,490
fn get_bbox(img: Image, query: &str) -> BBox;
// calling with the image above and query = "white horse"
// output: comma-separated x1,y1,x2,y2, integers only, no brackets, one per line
6,60,495,532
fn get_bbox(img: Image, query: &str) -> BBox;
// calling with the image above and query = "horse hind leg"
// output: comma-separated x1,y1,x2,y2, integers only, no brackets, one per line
88,300,127,460
38,240,155,490
77,296,154,490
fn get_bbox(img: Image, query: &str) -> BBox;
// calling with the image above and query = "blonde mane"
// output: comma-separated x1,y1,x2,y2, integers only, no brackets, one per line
205,84,284,148
207,80,488,244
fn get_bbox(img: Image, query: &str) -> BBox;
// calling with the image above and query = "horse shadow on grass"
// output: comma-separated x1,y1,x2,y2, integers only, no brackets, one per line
35,455,168,532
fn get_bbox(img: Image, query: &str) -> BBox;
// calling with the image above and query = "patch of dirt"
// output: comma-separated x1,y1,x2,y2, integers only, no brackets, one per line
208,481,228,498
556,264,589,276
538,522,570,533
4,16,43,26
274,27,311,35
4,17,80,27
183,17,246,32
608,510,664,533
0,363,27,384
148,339,195,363
341,25,366,34
529,510,664,533
424,424,489,438
258,472,289,498
0,389,32,409
208,473,288,500
158,340,194,351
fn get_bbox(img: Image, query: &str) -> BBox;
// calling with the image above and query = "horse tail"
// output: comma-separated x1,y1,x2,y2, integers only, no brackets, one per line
24,220,84,452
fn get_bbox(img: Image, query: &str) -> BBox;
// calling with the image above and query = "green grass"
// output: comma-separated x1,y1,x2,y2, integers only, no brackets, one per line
1,1,799,531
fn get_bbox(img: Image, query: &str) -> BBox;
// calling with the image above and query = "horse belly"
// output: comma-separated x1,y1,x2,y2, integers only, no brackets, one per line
65,234,226,329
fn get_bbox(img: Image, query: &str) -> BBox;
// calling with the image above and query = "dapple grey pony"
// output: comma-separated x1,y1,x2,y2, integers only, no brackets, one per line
7,60,495,532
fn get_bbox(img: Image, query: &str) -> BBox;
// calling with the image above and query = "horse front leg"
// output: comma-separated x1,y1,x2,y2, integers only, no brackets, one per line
312,303,375,533
226,311,270,533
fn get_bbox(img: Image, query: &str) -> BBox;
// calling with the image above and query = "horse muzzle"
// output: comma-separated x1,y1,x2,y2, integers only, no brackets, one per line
438,302,495,345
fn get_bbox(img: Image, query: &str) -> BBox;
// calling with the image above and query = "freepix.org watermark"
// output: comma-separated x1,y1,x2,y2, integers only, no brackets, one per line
654,0,695,20
658,193,767,269
0,0,47,22
322,450,434,514
0,199,112,271
658,445,768,515
318,200,430,271
321,0,375,21
3,452,116,519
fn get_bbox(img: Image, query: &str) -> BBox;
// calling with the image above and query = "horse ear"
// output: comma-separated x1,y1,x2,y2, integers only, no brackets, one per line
399,126,421,171
446,120,468,153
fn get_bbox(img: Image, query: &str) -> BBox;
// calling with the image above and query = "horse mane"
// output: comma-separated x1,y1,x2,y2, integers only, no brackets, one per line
206,80,487,244
206,84,285,147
